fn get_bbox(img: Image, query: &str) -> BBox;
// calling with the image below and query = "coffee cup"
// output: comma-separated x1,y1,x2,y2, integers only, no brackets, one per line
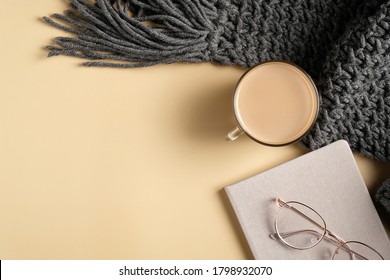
226,60,319,146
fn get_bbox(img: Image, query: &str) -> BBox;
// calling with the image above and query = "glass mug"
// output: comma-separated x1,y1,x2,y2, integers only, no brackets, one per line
226,61,319,146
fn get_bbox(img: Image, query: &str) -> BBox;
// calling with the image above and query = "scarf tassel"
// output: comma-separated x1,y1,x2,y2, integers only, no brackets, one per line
43,0,217,68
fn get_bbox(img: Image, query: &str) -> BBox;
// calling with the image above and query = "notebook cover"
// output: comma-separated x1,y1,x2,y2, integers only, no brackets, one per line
225,140,390,259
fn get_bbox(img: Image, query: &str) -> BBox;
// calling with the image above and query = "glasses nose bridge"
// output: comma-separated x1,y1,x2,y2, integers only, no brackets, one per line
326,229,343,242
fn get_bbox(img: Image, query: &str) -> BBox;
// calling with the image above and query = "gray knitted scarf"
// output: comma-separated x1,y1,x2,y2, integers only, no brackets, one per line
44,0,390,162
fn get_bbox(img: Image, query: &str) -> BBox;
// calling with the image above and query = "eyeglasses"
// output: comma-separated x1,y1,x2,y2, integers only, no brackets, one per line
269,198,384,260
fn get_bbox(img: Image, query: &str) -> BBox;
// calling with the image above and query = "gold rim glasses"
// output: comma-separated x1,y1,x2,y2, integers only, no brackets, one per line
269,198,384,260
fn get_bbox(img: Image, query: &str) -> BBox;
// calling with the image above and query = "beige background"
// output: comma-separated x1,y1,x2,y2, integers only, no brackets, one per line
0,1,389,259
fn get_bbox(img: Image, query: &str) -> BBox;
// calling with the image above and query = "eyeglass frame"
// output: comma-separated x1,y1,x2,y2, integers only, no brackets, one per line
270,198,384,260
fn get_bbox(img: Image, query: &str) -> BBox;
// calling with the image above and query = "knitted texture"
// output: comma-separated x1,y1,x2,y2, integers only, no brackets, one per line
375,178,390,217
301,1,390,161
43,0,390,161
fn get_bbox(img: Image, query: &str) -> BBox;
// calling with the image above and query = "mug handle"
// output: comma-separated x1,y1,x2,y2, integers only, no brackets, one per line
225,126,244,141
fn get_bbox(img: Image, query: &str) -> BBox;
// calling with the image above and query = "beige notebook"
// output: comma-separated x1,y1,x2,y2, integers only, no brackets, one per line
225,140,390,259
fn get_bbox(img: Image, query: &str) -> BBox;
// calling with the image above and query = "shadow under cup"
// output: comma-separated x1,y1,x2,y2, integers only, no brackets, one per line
226,61,319,146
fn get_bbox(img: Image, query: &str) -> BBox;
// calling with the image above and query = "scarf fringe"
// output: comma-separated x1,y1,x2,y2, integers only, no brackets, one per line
43,0,217,68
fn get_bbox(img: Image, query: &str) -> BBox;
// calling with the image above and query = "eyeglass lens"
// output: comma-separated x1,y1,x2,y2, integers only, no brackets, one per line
276,201,326,250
